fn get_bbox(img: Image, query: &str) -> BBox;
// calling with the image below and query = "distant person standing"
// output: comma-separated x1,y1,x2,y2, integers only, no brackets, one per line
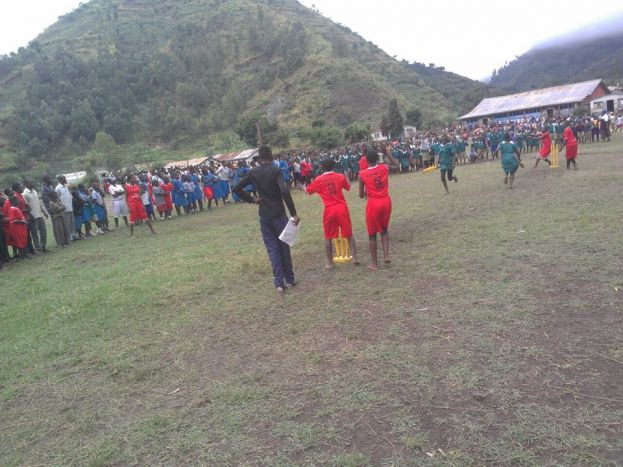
55,175,75,243
216,164,231,204
125,175,158,236
233,145,300,293
47,191,70,248
108,179,129,227
591,116,600,143
7,194,29,260
40,175,56,212
600,111,611,142
23,179,49,252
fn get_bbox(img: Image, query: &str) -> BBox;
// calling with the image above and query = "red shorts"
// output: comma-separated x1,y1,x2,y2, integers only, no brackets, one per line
365,197,392,235
539,145,551,158
565,143,577,159
203,186,214,200
323,204,352,239
128,200,147,223
156,202,167,213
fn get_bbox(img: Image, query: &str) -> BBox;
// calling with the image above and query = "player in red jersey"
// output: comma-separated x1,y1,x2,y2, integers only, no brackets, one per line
559,122,578,170
532,126,553,168
306,158,359,268
358,148,397,271
125,175,158,236
359,152,369,172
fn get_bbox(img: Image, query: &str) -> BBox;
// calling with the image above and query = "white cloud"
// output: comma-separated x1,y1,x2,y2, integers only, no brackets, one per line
1,0,622,80
298,0,623,79
0,0,83,55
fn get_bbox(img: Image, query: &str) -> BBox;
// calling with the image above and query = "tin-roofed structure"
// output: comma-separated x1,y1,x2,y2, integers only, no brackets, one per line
163,156,210,170
212,148,258,164
460,79,609,124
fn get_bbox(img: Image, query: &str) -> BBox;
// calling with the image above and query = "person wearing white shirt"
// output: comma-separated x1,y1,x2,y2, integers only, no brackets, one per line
108,181,129,228
23,179,49,252
215,165,231,204
55,175,75,243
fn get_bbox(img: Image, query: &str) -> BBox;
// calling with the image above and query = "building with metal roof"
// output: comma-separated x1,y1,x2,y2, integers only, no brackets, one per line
163,156,210,170
460,79,609,124
212,148,258,164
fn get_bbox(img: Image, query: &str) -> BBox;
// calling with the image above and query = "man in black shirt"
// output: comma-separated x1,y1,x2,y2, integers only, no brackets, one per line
233,146,300,293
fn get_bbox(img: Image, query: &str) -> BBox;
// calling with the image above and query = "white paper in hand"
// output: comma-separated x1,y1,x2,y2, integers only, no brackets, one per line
279,218,300,247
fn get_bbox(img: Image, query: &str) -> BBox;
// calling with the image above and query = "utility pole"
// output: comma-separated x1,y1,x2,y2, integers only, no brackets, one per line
256,122,264,146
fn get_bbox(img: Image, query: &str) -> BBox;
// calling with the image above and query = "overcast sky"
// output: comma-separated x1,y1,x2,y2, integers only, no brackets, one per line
2,0,623,80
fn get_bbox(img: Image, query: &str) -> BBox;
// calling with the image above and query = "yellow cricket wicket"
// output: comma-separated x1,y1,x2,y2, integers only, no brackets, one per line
332,229,352,264
550,143,559,168
422,164,438,174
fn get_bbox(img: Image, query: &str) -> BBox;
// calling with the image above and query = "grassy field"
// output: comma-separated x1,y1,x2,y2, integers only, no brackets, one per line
1,136,622,466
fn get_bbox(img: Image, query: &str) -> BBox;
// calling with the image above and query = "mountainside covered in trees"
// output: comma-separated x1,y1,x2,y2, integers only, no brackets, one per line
490,16,623,92
0,0,484,172
0,0,487,171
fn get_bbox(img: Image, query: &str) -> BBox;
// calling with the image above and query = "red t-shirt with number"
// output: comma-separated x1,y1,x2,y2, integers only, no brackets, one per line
305,172,350,207
359,164,390,199
359,164,392,235
306,171,353,239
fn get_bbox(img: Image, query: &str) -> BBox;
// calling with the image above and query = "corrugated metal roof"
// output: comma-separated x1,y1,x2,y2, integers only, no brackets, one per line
212,148,258,163
460,79,605,120
163,156,209,169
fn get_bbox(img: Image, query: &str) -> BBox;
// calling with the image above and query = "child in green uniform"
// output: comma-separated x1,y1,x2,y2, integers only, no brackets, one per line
455,139,467,165
399,150,410,173
350,153,360,180
438,136,458,195
495,133,521,189
411,146,422,171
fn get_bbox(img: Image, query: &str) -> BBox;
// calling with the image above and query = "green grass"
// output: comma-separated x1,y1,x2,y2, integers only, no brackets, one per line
1,135,623,465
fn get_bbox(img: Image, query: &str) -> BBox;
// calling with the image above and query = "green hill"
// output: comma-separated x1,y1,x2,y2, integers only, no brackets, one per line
490,19,623,92
0,0,486,174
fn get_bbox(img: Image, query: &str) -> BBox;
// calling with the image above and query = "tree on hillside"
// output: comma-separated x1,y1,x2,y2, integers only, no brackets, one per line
344,123,371,144
308,127,342,149
267,129,290,149
387,98,404,138
236,112,277,147
380,114,389,137
94,131,117,153
405,108,422,128
69,100,98,143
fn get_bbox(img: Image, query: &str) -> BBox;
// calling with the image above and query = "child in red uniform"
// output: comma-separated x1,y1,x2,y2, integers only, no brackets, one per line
161,176,174,219
359,151,369,172
125,175,158,236
306,158,359,268
559,122,578,170
8,196,29,260
358,148,396,270
1,193,14,255
532,126,553,168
